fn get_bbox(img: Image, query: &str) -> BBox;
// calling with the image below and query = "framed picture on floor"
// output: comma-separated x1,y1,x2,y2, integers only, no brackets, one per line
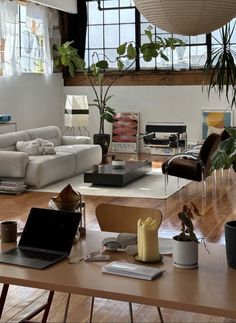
202,109,233,139
111,112,139,153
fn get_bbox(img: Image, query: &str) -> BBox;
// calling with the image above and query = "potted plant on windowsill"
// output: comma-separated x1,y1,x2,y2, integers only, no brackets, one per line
53,28,184,154
172,203,202,269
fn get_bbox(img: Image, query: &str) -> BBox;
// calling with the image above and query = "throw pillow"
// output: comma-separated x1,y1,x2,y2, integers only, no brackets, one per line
16,139,55,155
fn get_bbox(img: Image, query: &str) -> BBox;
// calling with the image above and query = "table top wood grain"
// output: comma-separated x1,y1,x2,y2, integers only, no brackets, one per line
0,230,236,319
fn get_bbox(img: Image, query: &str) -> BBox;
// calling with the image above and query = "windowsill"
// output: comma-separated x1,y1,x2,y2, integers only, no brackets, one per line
64,69,211,86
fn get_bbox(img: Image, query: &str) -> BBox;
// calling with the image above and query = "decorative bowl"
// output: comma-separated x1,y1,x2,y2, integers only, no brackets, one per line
112,159,126,169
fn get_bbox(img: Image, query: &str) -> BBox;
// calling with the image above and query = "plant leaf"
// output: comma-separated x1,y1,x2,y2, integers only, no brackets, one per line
117,43,127,55
96,60,109,69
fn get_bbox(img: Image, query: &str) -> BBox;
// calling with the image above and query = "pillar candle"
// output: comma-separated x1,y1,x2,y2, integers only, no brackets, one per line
137,217,161,262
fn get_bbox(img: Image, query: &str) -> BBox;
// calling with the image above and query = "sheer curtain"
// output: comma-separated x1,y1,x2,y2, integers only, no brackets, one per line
0,0,20,76
0,0,60,76
24,2,58,74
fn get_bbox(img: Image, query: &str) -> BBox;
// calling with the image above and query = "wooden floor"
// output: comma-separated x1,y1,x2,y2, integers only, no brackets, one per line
0,154,236,322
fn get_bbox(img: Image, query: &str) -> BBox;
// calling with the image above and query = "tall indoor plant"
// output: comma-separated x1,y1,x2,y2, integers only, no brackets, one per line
54,28,183,152
203,22,236,109
203,22,236,172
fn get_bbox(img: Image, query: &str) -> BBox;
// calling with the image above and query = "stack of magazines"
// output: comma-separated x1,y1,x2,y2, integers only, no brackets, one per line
102,261,165,280
0,178,27,194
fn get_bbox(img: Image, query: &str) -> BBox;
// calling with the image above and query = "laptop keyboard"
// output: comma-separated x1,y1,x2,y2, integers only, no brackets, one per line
5,248,61,261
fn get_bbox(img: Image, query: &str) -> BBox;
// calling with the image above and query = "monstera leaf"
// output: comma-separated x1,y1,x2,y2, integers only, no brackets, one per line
210,127,236,172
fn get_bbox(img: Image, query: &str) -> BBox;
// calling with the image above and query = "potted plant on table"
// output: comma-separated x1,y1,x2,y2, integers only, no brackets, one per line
172,203,202,269
53,28,184,154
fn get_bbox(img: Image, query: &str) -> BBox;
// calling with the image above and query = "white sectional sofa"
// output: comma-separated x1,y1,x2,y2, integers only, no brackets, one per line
0,126,102,188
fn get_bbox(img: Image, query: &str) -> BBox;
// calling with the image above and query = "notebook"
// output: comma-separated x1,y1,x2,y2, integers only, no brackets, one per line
102,261,165,280
0,207,81,269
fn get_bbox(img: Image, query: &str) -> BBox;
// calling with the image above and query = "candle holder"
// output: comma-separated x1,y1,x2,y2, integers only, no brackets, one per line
135,217,162,263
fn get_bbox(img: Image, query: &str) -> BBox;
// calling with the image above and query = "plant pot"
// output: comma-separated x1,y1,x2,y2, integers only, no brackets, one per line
93,134,110,155
225,221,236,269
172,236,198,269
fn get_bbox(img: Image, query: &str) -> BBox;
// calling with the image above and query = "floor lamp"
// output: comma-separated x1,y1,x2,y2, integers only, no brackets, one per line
64,95,89,136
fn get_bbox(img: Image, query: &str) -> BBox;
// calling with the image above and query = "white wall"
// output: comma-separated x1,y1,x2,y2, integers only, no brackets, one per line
0,77,234,152
0,73,64,131
65,85,235,152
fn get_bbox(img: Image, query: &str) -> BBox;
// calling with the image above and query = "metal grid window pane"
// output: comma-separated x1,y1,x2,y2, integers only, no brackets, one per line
88,25,104,48
104,10,119,24
85,1,235,72
120,24,135,43
104,24,120,47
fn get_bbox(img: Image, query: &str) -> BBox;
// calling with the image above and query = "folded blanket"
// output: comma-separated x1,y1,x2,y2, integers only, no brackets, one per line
16,138,55,155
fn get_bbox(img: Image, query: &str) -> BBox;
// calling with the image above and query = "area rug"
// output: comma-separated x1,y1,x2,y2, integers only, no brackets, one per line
32,168,191,199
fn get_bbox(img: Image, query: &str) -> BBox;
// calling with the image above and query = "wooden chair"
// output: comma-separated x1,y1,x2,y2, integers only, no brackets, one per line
89,203,164,323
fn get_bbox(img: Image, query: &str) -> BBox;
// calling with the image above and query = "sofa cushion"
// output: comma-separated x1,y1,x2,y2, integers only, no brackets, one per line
55,144,102,173
25,152,76,188
0,151,29,177
0,131,30,151
61,136,92,145
16,139,55,155
26,126,62,147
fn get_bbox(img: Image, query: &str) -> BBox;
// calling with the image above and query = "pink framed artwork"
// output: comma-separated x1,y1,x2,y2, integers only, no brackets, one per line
111,112,139,153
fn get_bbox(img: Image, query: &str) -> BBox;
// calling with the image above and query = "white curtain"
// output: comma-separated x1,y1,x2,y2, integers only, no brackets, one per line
0,0,60,76
0,0,20,76
24,2,52,73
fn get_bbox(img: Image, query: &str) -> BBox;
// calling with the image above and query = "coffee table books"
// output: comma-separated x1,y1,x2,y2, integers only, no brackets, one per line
0,178,27,194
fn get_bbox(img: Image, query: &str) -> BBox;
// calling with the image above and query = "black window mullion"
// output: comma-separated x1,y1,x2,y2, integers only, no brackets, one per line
206,33,212,63
135,8,140,71
102,0,105,59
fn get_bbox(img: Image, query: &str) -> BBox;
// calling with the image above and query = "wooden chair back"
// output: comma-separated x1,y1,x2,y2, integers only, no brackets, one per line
95,203,162,234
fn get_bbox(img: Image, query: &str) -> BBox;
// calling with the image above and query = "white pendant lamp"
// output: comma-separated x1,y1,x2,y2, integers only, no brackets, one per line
133,0,236,36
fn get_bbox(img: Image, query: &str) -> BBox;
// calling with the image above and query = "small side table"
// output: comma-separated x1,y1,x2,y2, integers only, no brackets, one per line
0,122,17,133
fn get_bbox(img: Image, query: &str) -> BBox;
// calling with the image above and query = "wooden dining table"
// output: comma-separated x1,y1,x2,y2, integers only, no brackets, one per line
0,230,236,321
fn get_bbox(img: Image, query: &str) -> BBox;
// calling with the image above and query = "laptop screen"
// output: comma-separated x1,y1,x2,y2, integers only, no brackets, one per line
19,207,81,254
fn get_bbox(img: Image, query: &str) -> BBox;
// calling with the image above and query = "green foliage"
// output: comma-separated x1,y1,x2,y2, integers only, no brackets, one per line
53,41,85,77
203,22,236,109
210,127,236,172
53,27,184,134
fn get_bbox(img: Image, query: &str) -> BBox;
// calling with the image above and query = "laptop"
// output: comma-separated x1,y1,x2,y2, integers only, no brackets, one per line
0,207,81,269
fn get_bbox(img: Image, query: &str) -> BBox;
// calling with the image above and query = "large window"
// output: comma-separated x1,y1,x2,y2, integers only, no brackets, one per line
0,1,59,77
85,0,236,71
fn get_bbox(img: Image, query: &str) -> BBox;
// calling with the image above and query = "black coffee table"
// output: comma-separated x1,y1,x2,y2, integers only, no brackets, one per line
84,160,152,186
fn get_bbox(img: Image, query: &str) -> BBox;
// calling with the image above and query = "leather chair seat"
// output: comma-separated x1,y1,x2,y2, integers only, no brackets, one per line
162,133,221,197
162,158,202,181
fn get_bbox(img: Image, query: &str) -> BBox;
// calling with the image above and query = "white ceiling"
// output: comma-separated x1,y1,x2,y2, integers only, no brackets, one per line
30,0,77,13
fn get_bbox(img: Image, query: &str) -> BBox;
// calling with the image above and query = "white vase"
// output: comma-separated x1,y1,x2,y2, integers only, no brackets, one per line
172,236,198,269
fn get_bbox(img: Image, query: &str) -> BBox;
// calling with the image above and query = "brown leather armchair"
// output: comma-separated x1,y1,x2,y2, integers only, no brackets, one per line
161,133,221,197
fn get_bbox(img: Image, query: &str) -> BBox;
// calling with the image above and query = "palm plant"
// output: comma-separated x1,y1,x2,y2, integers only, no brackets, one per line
53,27,184,135
203,22,236,108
